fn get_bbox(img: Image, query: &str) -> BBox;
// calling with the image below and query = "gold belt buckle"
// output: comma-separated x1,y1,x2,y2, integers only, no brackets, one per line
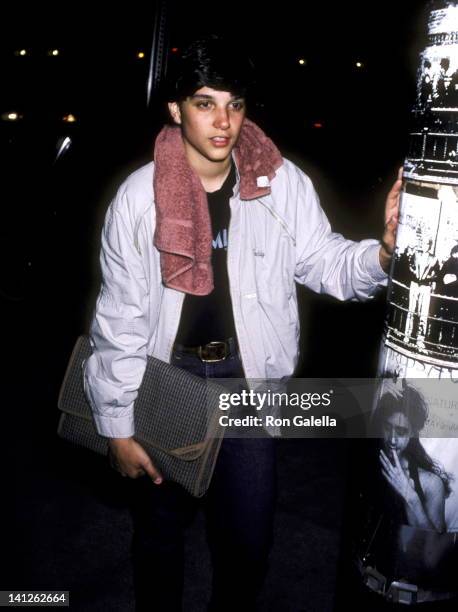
198,341,228,362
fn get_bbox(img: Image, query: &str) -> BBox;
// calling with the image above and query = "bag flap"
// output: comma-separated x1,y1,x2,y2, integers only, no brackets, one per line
58,335,226,460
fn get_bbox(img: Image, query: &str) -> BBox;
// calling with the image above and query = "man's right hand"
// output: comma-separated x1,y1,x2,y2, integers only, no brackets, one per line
108,437,163,484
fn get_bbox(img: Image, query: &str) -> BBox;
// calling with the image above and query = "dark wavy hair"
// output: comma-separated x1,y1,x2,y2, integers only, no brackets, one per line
372,379,453,497
165,34,256,103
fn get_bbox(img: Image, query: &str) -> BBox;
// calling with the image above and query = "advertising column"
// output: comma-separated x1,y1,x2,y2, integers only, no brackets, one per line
359,1,458,605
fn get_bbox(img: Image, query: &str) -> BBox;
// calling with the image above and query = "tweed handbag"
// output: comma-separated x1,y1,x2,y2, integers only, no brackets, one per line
57,335,227,497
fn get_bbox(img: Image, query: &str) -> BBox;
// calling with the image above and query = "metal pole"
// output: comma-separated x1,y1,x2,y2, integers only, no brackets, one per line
146,0,169,108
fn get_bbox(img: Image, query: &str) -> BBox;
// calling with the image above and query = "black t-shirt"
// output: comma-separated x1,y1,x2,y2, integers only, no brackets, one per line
175,163,237,346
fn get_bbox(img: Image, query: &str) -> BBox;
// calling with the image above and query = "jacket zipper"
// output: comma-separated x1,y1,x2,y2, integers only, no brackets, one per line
227,194,251,379
258,200,296,246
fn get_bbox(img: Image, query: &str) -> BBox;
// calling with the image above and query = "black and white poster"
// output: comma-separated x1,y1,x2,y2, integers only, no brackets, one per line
385,185,458,363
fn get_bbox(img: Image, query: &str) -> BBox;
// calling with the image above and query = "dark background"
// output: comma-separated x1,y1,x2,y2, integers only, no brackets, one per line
2,1,433,610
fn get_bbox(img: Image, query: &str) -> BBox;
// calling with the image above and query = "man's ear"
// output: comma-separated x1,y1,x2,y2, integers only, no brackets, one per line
168,102,182,125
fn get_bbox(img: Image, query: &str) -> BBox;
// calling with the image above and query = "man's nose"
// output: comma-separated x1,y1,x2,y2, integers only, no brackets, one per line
214,107,230,129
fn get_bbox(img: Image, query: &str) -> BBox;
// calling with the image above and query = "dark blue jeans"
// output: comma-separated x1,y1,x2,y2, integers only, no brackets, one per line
128,345,277,612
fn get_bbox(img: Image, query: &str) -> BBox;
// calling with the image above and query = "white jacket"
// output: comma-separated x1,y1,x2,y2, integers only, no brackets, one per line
84,157,387,438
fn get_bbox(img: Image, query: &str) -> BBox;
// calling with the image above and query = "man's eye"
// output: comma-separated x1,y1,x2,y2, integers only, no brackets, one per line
231,102,245,111
197,102,212,109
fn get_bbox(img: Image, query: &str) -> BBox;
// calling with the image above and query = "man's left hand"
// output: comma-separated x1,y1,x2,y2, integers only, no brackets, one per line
379,167,402,272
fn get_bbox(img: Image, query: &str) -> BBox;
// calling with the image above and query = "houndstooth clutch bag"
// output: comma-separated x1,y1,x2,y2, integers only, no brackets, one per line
57,335,226,497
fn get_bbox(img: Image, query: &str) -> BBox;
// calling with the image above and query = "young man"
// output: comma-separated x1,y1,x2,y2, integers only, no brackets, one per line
84,35,400,611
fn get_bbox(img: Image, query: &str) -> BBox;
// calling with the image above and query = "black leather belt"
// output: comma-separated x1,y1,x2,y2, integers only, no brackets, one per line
173,339,235,363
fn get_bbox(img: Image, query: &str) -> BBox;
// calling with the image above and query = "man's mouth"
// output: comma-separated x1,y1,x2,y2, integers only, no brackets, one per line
211,136,230,146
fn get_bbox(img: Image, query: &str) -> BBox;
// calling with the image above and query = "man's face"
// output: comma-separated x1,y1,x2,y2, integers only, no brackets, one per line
168,87,246,168
382,411,412,456
417,236,429,252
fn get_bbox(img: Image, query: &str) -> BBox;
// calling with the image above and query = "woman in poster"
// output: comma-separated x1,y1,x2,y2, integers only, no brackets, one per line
373,380,452,533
